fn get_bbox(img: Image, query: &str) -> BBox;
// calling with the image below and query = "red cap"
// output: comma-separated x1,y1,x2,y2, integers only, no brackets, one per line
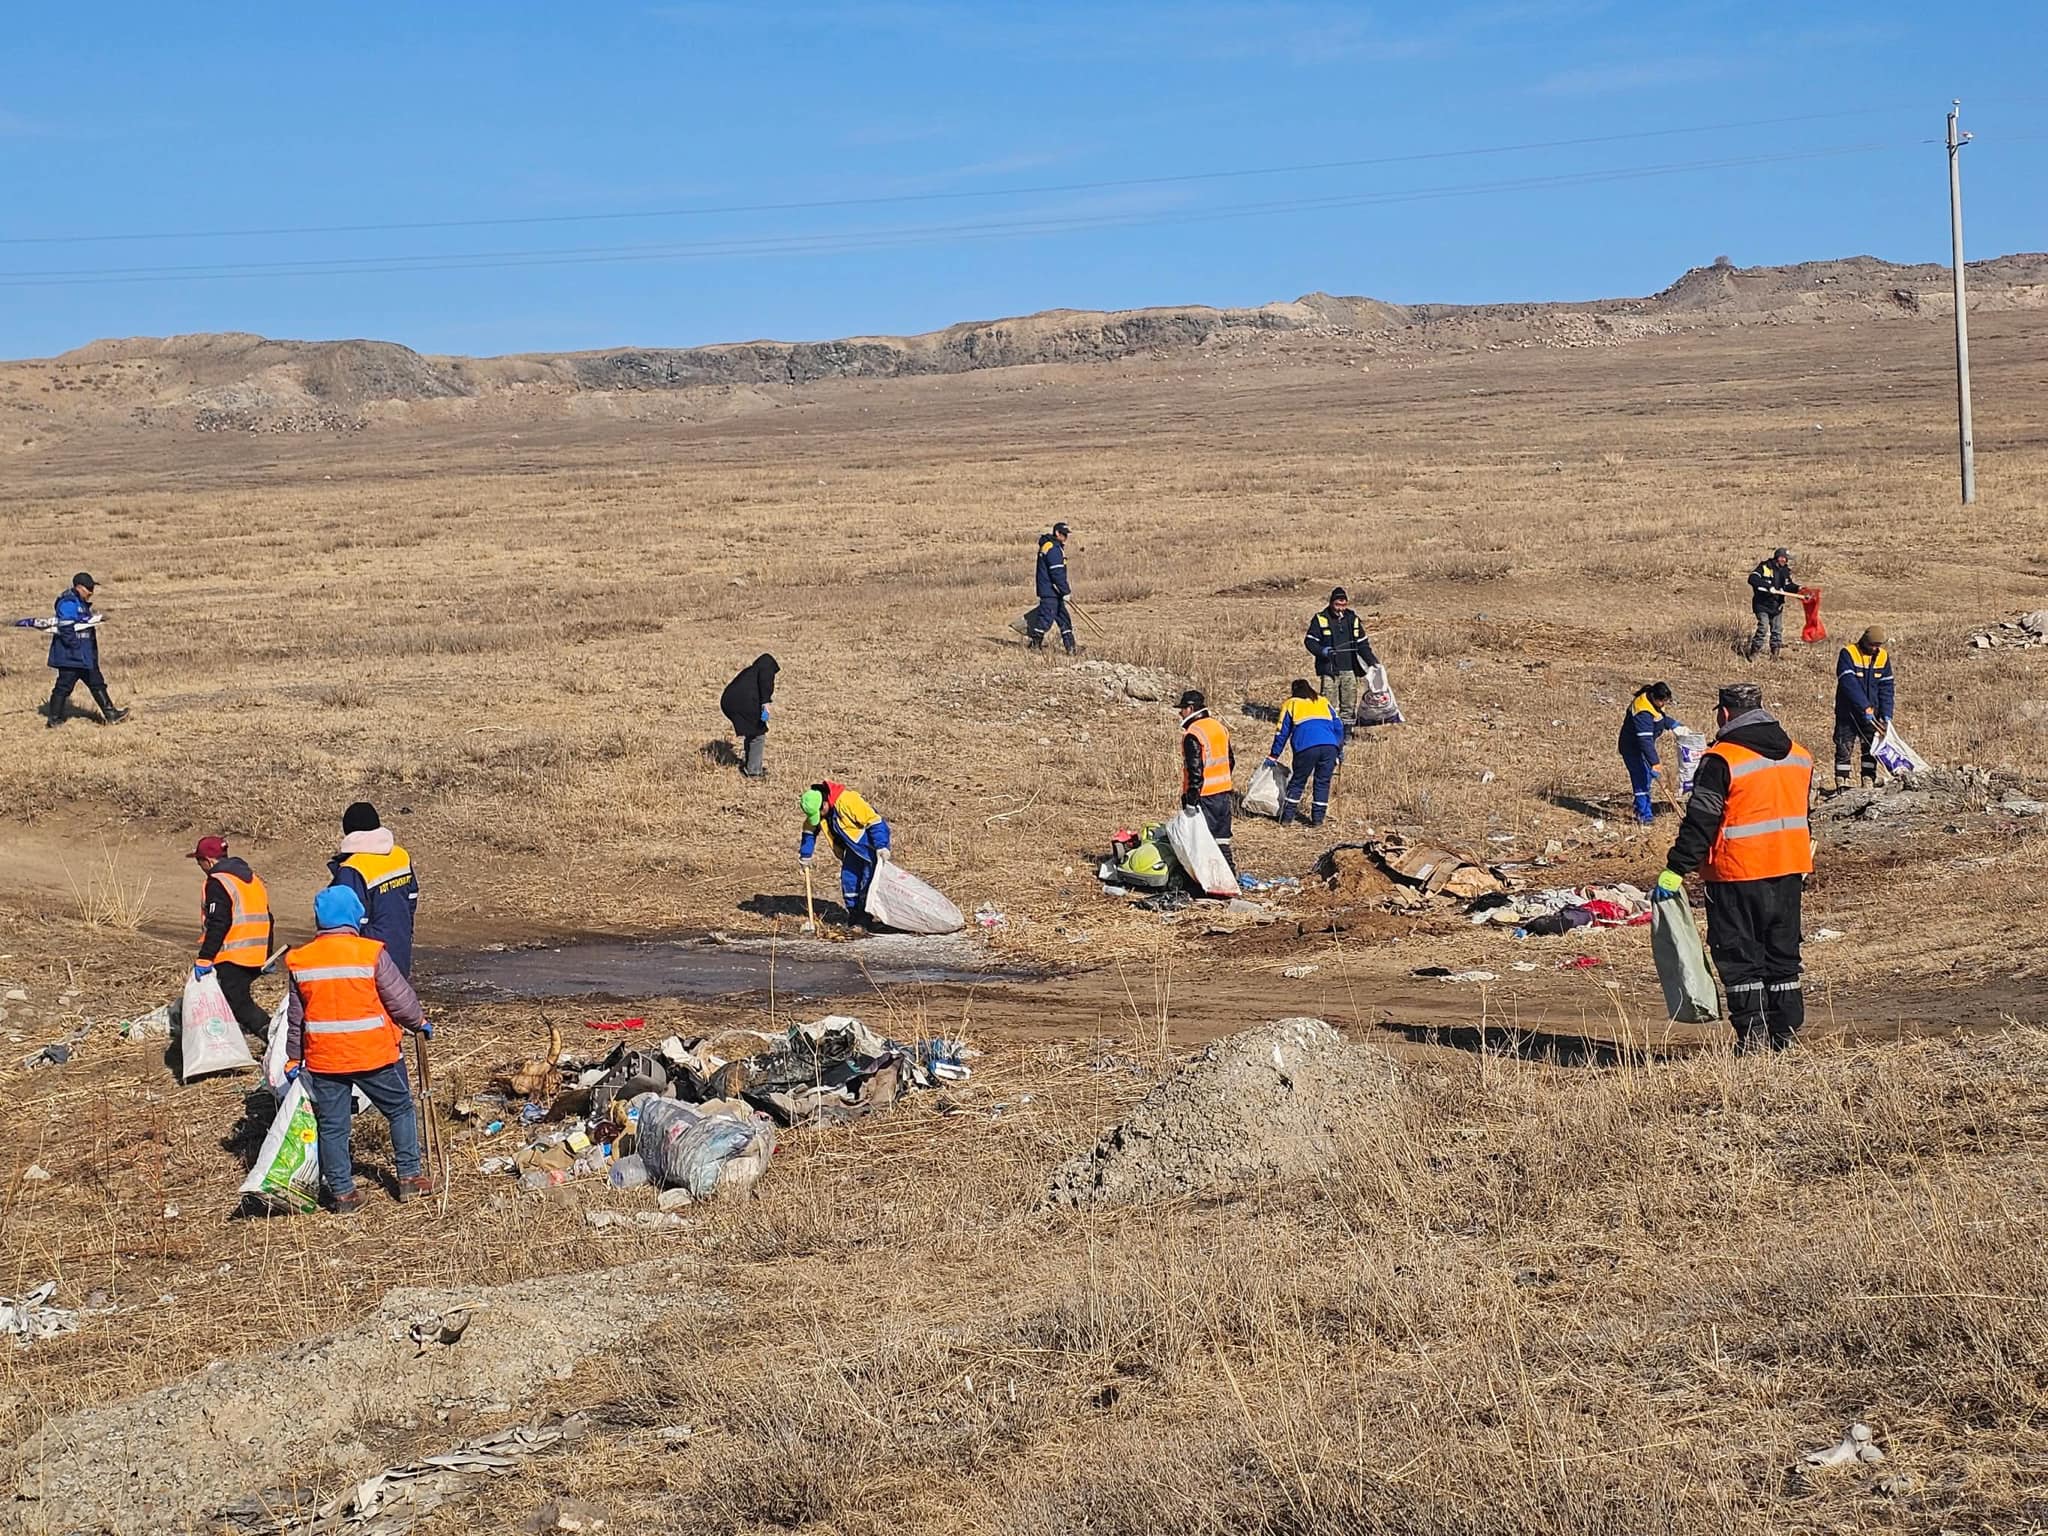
189,836,228,862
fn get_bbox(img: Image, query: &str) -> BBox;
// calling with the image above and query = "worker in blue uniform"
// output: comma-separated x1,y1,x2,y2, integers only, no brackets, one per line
1027,523,1074,654
1618,682,1683,825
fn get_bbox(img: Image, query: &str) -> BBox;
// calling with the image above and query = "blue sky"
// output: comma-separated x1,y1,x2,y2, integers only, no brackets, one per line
1,2,2041,358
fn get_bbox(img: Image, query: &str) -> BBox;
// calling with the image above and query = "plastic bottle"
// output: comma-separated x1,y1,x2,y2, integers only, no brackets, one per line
608,1155,648,1190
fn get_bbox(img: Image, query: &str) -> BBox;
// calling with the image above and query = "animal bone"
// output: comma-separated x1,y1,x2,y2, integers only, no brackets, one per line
1803,1421,1885,1469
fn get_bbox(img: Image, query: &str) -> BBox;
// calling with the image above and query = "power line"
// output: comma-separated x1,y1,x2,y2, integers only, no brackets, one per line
0,141,1914,289
0,104,1927,248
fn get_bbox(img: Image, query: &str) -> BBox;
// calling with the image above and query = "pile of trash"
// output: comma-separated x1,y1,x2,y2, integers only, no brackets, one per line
463,1016,971,1201
1968,611,2048,651
1098,807,1241,900
1313,837,1508,912
1,1282,79,1346
1468,882,1652,937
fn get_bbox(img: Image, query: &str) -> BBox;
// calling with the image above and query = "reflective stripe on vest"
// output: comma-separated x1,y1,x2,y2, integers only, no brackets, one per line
1185,716,1233,798
205,871,272,967
1704,742,1815,883
286,932,402,1073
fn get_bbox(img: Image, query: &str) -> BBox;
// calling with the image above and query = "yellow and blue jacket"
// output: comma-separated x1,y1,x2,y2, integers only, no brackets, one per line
800,782,892,862
1618,691,1682,768
1835,643,1895,723
1269,695,1345,759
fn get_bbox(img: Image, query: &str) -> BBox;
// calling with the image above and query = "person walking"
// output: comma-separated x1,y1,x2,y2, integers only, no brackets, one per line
799,781,892,924
189,836,275,1042
1267,680,1344,827
1618,682,1683,825
1178,689,1236,869
43,573,127,728
327,802,420,979
1743,548,1801,660
283,885,432,1212
1027,522,1075,654
1832,626,1895,791
720,654,779,779
1303,587,1378,718
1655,682,1815,1054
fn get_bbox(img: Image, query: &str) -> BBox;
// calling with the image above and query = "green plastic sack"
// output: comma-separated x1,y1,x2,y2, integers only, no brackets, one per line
1651,897,1721,1024
239,1078,321,1214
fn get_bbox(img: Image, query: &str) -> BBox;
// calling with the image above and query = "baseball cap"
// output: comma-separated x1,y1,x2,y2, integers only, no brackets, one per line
189,835,228,862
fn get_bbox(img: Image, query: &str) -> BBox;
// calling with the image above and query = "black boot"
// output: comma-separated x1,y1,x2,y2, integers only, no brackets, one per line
89,686,128,725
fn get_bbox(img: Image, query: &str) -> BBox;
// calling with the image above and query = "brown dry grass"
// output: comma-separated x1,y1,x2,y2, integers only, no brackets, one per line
1,307,2047,1533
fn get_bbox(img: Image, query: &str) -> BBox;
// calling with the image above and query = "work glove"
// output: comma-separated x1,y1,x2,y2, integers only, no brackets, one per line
798,854,813,868
192,963,214,981
1648,767,1662,782
1652,870,1685,902
875,847,892,863
1265,755,1281,767
761,704,770,720
419,1021,435,1041
283,1063,301,1085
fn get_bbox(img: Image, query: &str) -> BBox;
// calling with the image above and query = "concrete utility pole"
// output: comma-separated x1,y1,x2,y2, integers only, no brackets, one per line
1947,99,1975,505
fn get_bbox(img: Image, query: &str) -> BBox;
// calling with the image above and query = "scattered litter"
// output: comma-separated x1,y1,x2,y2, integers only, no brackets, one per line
1280,964,1319,979
1237,872,1299,893
22,1164,52,1182
1511,962,1539,973
1474,883,1651,934
213,1414,592,1536
585,1210,685,1231
1136,888,1194,914
21,1042,71,1071
971,903,1007,929
1558,955,1602,970
1,1283,78,1345
1415,967,1497,983
582,1017,645,1032
1812,927,1845,942
1803,1421,1885,1469
122,1002,175,1041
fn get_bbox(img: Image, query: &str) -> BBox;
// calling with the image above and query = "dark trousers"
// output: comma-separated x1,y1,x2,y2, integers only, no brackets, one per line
741,731,766,777
1027,595,1074,652
214,961,271,1041
1704,874,1805,1052
1280,745,1337,826
1747,607,1784,657
47,666,112,720
306,1057,420,1196
1833,714,1877,785
1198,792,1235,870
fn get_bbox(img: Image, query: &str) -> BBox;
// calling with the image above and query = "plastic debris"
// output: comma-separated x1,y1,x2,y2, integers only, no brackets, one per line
1803,1422,1885,1469
122,1003,175,1041
972,903,1007,929
22,1164,52,1182
1812,927,1845,942
1,1282,78,1345
1280,965,1319,979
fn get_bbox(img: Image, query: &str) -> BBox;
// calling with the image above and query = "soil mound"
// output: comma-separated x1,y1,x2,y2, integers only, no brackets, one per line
1046,1017,1402,1208
9,1265,698,1535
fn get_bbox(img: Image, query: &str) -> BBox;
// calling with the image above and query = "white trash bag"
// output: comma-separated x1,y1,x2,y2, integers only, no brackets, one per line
1354,663,1405,728
1240,759,1285,819
862,860,965,935
239,1078,322,1214
1166,806,1238,898
1651,897,1721,1024
261,995,293,1097
179,970,256,1083
1872,722,1929,778
1675,730,1708,795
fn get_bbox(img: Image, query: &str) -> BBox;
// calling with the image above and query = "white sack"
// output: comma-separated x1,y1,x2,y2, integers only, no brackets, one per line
1166,806,1238,898
863,860,965,935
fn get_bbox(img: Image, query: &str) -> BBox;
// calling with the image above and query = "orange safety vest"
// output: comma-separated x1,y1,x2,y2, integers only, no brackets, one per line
203,871,272,968
1703,740,1815,883
286,932,402,1074
1184,716,1233,798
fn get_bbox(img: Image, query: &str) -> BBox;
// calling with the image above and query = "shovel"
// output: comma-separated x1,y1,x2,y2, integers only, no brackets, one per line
800,863,818,935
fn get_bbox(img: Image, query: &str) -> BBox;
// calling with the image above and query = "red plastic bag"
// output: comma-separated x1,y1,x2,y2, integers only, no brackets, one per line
1799,587,1825,644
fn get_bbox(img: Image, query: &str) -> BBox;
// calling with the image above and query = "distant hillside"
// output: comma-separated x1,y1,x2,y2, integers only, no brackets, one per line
3,253,2043,449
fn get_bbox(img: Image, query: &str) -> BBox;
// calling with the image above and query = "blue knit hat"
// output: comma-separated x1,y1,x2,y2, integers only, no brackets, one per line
313,884,366,931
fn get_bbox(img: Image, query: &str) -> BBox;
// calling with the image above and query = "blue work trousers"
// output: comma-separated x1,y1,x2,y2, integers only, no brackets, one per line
306,1057,420,1196
1623,750,1658,824
1028,595,1074,652
1279,745,1338,826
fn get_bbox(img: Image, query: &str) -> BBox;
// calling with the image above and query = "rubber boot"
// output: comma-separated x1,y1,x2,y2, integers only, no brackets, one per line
1728,981,1769,1055
45,681,69,727
89,685,128,725
1766,979,1805,1051
1278,798,1298,826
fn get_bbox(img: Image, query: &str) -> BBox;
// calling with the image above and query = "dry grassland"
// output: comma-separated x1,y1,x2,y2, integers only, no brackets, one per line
1,306,2046,1533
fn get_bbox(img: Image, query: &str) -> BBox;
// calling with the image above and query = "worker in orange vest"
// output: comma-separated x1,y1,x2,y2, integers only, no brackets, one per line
284,884,433,1213
1655,682,1815,1053
1177,689,1237,871
189,835,275,1042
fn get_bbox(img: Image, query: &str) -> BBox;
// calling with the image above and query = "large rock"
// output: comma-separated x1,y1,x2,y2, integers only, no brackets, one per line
1046,1018,1402,1208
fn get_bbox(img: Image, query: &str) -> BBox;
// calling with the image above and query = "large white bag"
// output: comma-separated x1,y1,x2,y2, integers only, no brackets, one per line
863,860,965,935
261,994,293,1096
1240,760,1285,819
1675,730,1708,794
1354,663,1405,728
1166,806,1238,897
1651,897,1721,1024
1872,722,1928,777
239,1078,321,1214
180,971,256,1082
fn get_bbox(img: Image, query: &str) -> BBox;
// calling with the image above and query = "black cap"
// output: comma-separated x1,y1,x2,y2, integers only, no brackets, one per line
1177,689,1206,712
1773,547,1791,562
1718,682,1763,714
71,572,95,590
1329,586,1348,602
341,801,381,834
1052,522,1070,536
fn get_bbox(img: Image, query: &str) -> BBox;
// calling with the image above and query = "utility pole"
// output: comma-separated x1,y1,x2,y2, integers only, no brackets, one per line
1947,100,1975,505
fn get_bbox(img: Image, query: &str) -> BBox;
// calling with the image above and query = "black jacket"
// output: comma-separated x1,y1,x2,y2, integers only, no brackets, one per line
1666,710,1800,877
720,654,778,736
1748,558,1798,615
198,857,272,965
1304,606,1377,677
